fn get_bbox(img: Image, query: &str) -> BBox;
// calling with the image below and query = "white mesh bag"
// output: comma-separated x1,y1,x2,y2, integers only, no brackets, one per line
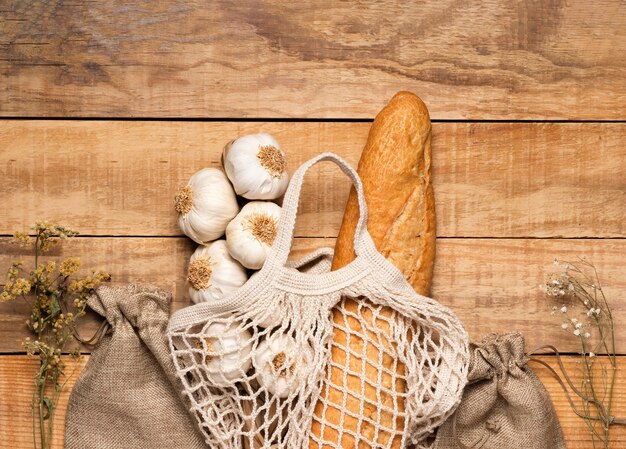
168,153,469,448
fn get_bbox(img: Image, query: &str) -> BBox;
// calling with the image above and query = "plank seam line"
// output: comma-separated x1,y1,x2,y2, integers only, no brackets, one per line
0,235,624,240
0,117,625,124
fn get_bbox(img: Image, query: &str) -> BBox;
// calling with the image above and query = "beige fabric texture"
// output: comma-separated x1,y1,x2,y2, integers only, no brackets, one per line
433,332,566,449
167,153,470,449
64,284,207,449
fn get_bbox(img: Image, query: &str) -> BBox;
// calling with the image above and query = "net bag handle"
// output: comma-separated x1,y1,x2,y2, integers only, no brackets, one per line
266,152,372,268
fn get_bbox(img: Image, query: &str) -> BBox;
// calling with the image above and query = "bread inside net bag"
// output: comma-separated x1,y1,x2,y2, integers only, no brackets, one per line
310,91,441,448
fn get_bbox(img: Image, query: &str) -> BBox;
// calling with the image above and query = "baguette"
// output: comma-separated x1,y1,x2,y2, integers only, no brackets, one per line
310,92,436,448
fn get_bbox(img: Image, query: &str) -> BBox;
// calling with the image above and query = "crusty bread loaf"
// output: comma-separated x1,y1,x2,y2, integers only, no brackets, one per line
310,92,436,448
332,91,436,289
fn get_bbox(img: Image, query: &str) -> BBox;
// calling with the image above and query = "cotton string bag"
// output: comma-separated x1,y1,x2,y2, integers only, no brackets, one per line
65,284,206,449
433,332,566,449
167,153,469,449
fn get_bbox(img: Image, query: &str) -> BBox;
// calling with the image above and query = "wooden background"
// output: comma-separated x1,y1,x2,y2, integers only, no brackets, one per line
0,1,624,448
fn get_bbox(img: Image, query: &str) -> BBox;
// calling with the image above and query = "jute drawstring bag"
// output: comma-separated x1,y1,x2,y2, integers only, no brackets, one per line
168,153,469,449
433,332,566,449
64,284,206,449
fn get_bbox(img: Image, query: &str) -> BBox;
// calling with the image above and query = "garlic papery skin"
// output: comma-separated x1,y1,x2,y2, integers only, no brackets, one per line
223,133,289,200
175,168,239,244
188,240,248,304
253,334,313,398
226,201,281,270
200,321,252,387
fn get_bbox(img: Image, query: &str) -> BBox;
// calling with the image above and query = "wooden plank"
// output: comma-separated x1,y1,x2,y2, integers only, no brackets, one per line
1,121,623,238
1,237,624,354
0,356,89,449
1,354,623,448
1,1,625,119
530,355,626,449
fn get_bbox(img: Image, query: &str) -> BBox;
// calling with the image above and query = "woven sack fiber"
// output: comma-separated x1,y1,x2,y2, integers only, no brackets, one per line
434,332,566,449
65,284,207,449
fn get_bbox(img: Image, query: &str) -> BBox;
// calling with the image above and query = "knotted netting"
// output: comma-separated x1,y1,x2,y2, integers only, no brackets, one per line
168,153,469,448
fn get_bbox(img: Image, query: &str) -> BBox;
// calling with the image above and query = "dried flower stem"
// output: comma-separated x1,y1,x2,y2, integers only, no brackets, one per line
540,258,620,448
1,221,110,449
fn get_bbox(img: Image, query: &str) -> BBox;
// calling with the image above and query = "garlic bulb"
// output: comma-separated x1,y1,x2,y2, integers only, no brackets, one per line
253,334,313,398
244,273,283,328
199,321,252,386
226,201,281,269
222,133,289,200
187,240,248,303
256,304,284,329
175,168,239,244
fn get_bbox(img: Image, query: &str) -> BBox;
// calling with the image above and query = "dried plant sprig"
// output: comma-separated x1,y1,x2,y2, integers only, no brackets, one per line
539,258,621,449
1,222,110,449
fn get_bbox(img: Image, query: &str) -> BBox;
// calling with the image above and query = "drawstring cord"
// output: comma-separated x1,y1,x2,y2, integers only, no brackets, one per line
73,319,110,346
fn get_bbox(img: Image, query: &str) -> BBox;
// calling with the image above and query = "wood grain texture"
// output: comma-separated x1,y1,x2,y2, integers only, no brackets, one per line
1,354,623,448
0,356,88,449
1,1,625,119
1,2,623,447
1,121,624,238
1,237,623,354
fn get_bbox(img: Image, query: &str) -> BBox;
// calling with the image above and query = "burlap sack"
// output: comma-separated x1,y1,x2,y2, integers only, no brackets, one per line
65,284,206,449
434,332,566,449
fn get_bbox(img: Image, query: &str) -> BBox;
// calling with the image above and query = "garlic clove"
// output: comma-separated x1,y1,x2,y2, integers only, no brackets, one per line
223,133,289,200
201,321,253,387
226,201,281,270
188,240,248,303
253,334,313,398
175,168,240,244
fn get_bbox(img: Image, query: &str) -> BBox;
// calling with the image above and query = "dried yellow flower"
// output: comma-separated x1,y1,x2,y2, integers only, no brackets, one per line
44,261,56,273
59,258,80,276
3,221,101,449
12,231,30,246
11,278,31,296
7,261,23,281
